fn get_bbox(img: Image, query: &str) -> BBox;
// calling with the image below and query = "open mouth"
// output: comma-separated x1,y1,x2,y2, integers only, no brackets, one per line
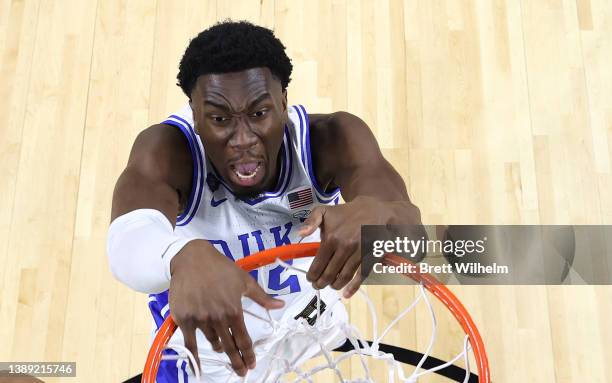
229,161,264,187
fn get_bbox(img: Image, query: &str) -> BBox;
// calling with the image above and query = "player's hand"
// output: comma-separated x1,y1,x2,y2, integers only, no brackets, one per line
169,240,285,377
299,196,422,298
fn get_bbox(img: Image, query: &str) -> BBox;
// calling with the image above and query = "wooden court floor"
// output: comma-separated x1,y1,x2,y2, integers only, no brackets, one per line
1,0,611,381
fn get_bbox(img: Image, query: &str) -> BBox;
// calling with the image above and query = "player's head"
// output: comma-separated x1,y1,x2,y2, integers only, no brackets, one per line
178,20,293,198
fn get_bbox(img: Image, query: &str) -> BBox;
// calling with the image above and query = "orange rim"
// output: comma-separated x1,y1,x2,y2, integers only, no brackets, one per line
142,243,490,382
383,254,490,382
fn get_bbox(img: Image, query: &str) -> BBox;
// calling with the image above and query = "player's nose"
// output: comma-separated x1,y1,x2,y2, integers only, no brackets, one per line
229,118,258,150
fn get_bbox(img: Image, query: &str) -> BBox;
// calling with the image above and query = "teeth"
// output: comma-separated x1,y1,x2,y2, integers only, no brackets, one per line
233,164,261,180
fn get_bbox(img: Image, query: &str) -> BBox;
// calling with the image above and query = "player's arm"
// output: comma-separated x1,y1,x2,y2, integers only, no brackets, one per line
308,112,412,203
111,124,192,223
108,124,194,293
300,112,423,297
108,124,283,376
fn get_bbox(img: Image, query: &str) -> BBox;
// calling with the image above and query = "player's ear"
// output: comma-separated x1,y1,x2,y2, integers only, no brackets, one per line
189,100,203,136
281,89,288,112
281,89,289,124
188,99,199,134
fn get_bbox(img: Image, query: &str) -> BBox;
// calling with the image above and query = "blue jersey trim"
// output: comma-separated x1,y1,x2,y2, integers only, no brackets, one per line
294,105,341,199
162,119,199,223
154,349,187,383
148,291,169,330
294,105,308,170
316,190,342,204
163,115,205,226
149,292,185,382
180,360,188,381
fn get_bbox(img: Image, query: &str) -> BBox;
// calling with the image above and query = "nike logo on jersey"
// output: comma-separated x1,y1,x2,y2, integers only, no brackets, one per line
210,196,227,207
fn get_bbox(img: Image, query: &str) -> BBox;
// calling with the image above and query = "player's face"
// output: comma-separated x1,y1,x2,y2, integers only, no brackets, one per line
190,68,288,198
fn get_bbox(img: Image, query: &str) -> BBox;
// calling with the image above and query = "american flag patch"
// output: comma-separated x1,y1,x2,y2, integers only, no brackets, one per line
287,188,313,209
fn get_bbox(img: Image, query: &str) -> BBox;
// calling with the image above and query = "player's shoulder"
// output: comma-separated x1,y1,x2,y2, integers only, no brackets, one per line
306,111,368,189
307,110,379,183
308,111,370,147
127,123,193,180
132,123,191,158
134,123,188,148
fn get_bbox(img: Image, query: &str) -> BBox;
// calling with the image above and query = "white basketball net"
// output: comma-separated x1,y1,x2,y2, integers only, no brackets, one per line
161,258,473,382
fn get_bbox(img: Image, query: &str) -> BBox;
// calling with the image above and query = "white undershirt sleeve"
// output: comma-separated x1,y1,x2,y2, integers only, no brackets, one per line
106,209,196,294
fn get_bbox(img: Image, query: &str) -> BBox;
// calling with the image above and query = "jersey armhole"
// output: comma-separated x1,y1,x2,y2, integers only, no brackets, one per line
161,116,204,226
294,105,341,204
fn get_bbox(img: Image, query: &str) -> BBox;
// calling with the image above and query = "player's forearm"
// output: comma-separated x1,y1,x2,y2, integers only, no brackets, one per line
107,209,196,293
336,162,409,203
336,162,421,226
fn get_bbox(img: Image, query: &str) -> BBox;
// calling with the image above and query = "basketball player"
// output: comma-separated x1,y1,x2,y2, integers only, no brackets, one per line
107,21,422,382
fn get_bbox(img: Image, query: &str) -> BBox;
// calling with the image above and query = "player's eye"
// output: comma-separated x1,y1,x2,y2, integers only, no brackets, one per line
250,109,267,118
211,115,230,123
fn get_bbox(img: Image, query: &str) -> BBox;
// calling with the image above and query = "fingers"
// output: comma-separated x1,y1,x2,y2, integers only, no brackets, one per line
229,313,256,370
309,235,360,290
331,252,361,291
201,325,223,353
313,244,351,289
185,308,257,377
298,206,326,237
343,265,364,298
182,325,201,372
217,325,248,376
306,238,335,284
244,279,285,310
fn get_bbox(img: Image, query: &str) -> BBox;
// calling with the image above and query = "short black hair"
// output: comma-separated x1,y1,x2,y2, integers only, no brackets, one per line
177,20,293,98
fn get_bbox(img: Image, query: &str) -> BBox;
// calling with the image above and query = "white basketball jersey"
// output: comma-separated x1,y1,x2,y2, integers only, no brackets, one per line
148,104,347,382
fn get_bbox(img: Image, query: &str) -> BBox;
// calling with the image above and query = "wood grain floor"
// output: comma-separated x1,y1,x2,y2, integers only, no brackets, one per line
1,0,611,382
